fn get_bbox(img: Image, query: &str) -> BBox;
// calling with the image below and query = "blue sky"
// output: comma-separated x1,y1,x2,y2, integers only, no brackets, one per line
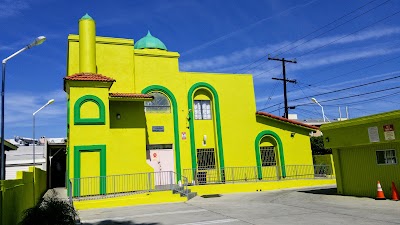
0,0,400,138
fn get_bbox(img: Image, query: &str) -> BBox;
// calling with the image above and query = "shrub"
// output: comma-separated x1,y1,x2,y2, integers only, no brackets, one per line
19,195,78,225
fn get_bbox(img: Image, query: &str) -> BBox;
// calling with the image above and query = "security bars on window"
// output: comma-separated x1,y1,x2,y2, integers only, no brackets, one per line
260,146,276,166
376,149,397,165
197,148,216,169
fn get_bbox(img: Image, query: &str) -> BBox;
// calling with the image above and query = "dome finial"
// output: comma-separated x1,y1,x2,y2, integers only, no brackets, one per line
81,13,93,20
147,30,152,36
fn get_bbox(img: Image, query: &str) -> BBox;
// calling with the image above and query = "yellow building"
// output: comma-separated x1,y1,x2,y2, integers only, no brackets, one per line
64,14,318,197
321,110,400,198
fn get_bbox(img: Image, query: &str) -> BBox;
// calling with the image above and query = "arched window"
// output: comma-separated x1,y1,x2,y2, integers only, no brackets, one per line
144,92,171,113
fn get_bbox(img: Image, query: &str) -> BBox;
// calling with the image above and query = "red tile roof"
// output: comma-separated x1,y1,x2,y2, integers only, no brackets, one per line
64,73,115,82
256,111,318,130
109,93,154,99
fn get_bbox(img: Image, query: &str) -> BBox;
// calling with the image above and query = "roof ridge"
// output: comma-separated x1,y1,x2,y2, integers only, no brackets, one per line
109,93,154,99
64,73,115,82
256,111,318,130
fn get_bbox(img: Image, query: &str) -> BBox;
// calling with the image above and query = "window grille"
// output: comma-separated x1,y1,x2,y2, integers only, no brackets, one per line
376,149,397,165
145,92,171,113
194,100,211,120
197,148,216,169
260,146,276,166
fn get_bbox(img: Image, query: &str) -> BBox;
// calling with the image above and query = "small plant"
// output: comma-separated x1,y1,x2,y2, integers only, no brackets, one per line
19,194,78,225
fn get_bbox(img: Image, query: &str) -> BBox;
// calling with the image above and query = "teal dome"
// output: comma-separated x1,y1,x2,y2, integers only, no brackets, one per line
135,31,167,50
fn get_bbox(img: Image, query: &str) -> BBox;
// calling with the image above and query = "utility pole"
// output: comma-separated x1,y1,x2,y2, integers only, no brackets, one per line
268,56,297,118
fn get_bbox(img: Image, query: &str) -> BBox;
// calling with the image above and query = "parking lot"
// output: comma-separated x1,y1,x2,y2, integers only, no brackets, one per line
78,185,400,225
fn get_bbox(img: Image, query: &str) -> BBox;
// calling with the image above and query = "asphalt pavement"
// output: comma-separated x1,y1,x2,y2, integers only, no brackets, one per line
78,185,400,225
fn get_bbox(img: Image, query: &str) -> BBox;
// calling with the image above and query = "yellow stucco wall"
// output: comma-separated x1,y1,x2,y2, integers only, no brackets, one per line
321,110,400,198
67,86,153,183
0,167,47,225
65,16,315,198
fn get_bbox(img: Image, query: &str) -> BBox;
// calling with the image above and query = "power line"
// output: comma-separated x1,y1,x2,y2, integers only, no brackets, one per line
274,0,391,57
289,40,400,93
270,90,400,116
291,74,400,102
268,57,297,118
324,90,400,106
310,54,400,86
261,82,280,110
294,83,321,115
294,86,400,107
253,5,400,80
260,52,400,110
261,74,400,110
181,0,321,56
295,8,400,60
236,0,386,74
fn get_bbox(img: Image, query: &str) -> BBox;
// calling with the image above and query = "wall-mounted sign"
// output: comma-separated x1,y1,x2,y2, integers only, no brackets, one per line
368,126,380,143
152,126,164,132
182,132,186,140
151,151,159,161
383,124,395,141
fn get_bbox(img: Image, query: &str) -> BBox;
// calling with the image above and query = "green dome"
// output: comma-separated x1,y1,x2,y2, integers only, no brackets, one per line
135,31,167,50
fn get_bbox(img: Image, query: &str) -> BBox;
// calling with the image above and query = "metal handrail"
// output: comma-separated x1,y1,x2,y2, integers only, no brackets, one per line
68,165,334,200
183,165,334,185
69,171,190,200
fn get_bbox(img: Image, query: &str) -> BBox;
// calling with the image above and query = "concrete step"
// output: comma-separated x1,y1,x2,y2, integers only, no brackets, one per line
173,188,192,194
187,192,197,200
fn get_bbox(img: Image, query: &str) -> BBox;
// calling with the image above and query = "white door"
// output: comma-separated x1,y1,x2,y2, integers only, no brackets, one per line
147,146,175,186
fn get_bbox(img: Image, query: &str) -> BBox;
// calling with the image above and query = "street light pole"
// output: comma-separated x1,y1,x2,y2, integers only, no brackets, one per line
32,99,54,166
0,36,46,180
311,97,330,123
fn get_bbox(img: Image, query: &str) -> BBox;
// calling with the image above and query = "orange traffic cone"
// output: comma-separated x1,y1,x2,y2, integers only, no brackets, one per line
391,182,399,201
376,181,386,200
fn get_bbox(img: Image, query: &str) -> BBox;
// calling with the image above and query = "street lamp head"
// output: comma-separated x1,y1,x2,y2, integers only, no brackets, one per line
28,36,46,49
47,99,55,105
311,98,318,104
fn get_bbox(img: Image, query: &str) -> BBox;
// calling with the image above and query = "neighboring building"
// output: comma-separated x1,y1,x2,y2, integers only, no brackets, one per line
301,119,329,137
5,137,66,180
64,14,317,196
321,110,400,198
5,137,44,180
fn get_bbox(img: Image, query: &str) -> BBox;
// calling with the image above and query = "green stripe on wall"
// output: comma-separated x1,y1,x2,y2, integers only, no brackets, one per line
142,85,182,182
73,145,106,197
255,130,286,178
187,82,225,181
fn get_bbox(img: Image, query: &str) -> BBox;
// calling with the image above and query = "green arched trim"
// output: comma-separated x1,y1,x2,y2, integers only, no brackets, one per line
74,95,106,125
142,85,181,182
255,130,286,179
187,82,225,181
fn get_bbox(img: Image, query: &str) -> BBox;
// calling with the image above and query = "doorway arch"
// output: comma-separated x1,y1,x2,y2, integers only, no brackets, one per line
254,130,286,179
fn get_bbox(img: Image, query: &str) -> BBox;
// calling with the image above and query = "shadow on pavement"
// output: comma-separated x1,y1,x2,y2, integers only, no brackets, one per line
298,187,339,195
82,220,160,225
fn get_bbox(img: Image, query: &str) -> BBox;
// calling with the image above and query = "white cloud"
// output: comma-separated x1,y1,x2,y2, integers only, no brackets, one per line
4,90,66,128
181,0,320,56
0,0,29,18
249,44,400,84
180,26,400,72
279,27,400,55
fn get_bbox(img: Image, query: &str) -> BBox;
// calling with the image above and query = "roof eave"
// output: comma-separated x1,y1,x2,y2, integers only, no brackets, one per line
256,112,318,131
